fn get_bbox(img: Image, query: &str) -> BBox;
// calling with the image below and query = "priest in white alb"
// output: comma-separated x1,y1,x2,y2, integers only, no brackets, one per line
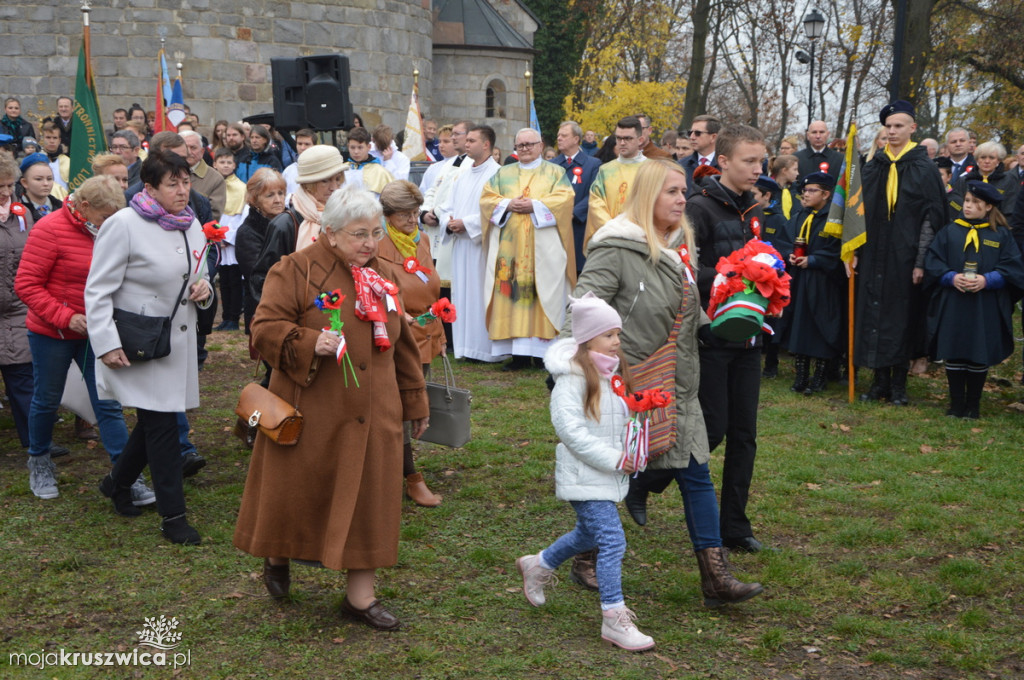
436,125,503,362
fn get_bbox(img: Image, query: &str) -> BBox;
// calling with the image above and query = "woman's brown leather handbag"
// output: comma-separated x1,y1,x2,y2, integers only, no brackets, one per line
233,383,303,447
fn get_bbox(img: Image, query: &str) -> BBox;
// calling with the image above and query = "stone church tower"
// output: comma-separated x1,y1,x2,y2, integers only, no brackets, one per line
0,0,537,150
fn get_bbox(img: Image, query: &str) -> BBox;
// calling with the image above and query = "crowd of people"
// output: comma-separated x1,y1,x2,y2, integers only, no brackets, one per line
3,91,1023,649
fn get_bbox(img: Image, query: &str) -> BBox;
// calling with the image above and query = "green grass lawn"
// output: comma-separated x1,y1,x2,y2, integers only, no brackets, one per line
1,329,1022,679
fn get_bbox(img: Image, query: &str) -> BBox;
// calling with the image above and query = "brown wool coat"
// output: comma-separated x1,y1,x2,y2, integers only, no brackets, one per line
232,237,429,571
376,230,444,365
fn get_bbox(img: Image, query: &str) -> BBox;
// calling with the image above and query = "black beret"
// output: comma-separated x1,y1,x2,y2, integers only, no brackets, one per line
801,171,836,190
755,175,780,192
879,99,915,125
966,180,1003,206
934,157,954,169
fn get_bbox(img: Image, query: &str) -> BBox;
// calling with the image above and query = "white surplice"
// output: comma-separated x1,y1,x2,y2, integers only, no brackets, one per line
437,157,505,362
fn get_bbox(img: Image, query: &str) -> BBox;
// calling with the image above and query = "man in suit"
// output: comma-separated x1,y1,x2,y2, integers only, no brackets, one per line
680,114,721,197
795,120,843,181
945,127,975,183
553,120,601,274
43,97,74,151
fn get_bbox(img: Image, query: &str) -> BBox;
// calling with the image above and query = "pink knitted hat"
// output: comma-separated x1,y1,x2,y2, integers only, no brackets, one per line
570,292,622,345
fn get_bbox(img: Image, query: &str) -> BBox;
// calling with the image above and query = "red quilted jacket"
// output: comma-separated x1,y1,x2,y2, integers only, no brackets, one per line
14,202,96,340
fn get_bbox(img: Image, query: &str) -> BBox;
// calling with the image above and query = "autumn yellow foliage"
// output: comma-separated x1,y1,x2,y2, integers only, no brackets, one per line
565,80,686,138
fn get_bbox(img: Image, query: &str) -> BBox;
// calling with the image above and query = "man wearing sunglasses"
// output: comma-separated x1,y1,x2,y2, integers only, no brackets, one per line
680,115,721,197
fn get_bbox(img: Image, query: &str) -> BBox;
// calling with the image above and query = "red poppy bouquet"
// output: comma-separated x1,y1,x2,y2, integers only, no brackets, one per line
415,297,457,326
314,289,360,387
194,220,229,282
612,376,673,473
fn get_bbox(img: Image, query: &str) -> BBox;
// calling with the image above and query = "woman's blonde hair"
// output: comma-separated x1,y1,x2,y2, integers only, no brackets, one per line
621,159,695,265
90,152,126,175
573,344,634,422
245,168,287,208
74,175,126,213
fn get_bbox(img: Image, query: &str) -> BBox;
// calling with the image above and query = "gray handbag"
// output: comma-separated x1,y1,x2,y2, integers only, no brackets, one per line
419,354,471,448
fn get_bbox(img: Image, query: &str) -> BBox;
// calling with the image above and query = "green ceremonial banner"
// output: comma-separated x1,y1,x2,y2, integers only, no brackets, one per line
68,44,106,191
823,124,866,262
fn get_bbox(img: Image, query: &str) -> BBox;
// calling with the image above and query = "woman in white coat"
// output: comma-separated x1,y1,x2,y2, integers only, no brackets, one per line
85,150,212,545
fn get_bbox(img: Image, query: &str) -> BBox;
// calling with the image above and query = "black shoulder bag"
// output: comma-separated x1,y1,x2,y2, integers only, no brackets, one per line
112,231,191,361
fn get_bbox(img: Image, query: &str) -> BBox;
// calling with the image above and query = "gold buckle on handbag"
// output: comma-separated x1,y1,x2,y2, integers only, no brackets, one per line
248,410,261,427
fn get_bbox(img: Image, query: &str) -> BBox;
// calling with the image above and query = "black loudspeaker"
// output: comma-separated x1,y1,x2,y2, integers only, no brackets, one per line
271,55,353,132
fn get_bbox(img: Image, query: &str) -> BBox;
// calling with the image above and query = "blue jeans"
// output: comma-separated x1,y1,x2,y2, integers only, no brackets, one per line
27,332,128,462
541,500,626,607
633,455,723,551
177,412,196,456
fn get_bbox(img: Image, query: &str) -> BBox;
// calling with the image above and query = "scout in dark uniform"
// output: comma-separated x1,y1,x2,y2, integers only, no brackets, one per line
856,100,948,405
753,175,791,378
786,172,843,394
924,181,1024,418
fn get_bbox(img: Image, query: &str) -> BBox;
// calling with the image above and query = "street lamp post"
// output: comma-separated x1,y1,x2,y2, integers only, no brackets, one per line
803,8,826,127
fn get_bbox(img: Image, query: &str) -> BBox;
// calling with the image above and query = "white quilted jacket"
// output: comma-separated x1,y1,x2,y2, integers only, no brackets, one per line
544,338,630,502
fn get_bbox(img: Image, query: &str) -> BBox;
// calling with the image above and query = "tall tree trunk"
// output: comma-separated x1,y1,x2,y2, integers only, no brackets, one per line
681,0,712,127
891,0,938,104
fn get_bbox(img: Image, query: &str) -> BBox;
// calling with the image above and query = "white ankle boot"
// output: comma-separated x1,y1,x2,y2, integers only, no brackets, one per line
516,554,554,606
601,607,654,651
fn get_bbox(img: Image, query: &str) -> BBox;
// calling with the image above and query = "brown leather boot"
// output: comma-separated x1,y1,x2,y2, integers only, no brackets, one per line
695,547,764,607
262,558,290,600
405,473,442,507
570,549,599,591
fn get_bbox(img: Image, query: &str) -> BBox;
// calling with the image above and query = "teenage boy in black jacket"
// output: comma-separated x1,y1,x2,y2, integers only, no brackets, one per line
688,124,771,553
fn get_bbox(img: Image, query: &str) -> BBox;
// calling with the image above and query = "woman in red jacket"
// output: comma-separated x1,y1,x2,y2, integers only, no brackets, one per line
13,176,150,504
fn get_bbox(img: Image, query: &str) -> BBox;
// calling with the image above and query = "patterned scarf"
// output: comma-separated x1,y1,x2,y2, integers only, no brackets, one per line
386,221,420,259
1,115,26,147
130,189,195,231
65,197,100,238
351,265,401,351
883,142,917,217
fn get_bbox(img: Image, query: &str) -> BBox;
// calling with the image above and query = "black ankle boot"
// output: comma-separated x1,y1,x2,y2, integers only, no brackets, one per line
791,355,810,393
805,358,828,395
99,475,142,517
860,366,891,401
890,365,910,405
161,514,201,545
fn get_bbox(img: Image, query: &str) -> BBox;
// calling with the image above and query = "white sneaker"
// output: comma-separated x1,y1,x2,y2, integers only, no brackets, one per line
601,607,655,651
516,554,554,607
27,454,59,500
131,475,156,506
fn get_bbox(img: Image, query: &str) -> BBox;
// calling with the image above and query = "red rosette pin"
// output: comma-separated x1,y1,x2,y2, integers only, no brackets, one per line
610,374,626,397
10,203,26,218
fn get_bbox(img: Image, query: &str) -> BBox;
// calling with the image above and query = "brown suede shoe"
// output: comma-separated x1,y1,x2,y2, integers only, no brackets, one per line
570,549,599,591
75,416,99,441
262,559,290,600
340,597,401,631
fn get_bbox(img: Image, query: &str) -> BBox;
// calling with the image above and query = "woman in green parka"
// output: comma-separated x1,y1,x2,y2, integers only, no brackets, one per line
567,159,763,607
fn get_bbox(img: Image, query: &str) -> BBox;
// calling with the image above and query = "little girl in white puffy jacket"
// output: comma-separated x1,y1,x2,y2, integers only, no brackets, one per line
515,292,655,652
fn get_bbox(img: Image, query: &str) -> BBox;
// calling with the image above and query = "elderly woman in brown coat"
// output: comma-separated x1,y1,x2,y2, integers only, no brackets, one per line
377,180,444,507
233,186,429,631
